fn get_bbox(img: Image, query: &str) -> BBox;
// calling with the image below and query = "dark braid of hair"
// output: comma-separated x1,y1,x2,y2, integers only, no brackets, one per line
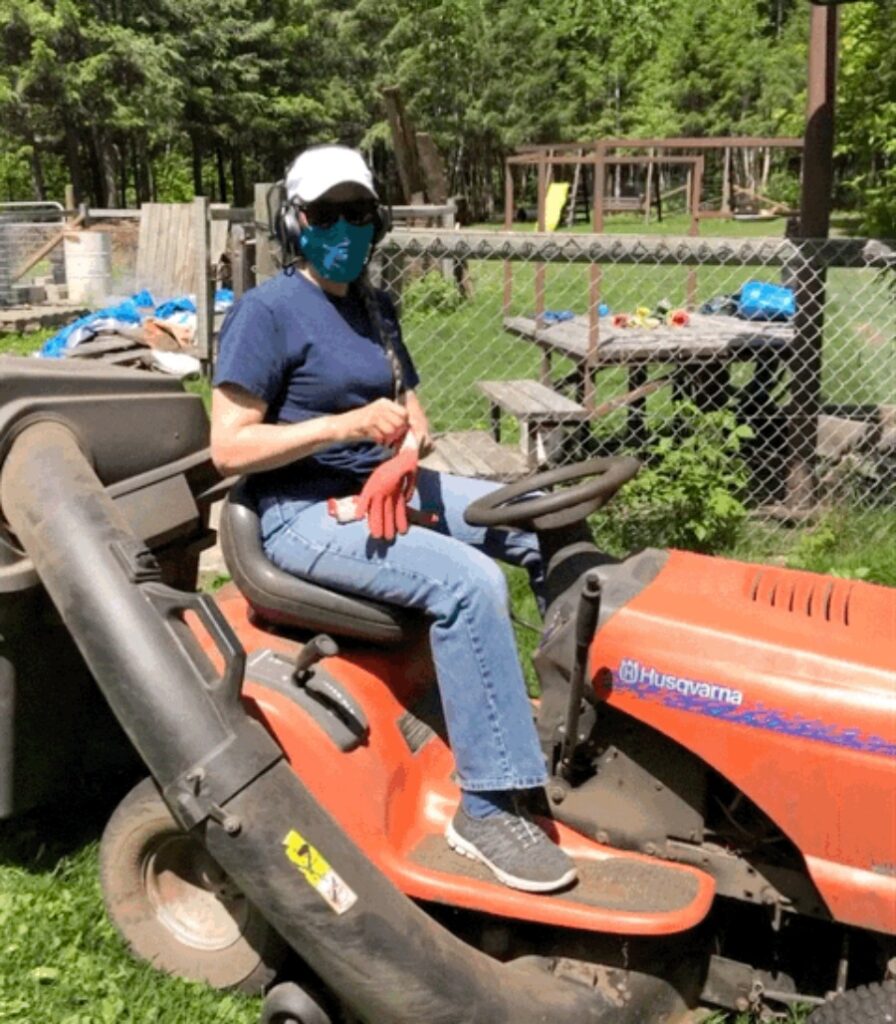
357,270,405,402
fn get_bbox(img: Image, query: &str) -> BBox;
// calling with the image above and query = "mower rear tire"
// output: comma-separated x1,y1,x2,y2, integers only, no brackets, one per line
99,776,286,993
807,981,896,1024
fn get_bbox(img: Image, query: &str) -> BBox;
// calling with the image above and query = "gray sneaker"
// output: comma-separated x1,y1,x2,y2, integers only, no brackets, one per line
446,805,578,893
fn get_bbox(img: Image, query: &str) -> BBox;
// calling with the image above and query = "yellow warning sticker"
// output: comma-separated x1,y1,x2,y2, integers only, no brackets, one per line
283,829,358,915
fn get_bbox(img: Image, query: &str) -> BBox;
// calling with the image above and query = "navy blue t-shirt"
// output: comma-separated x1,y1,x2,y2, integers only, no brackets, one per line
213,271,419,500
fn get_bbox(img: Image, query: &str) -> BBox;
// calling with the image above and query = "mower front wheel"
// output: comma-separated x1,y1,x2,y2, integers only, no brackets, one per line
260,982,332,1024
806,980,896,1024
100,776,286,993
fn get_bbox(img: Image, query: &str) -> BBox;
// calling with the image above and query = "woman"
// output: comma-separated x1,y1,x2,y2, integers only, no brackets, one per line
211,144,576,893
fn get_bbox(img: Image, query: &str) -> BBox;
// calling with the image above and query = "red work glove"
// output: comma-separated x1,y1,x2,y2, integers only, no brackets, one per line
356,447,419,542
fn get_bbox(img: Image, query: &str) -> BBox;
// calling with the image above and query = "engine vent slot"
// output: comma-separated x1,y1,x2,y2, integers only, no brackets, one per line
748,569,851,626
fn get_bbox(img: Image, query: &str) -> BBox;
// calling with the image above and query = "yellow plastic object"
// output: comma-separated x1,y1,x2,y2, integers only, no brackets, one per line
545,182,570,231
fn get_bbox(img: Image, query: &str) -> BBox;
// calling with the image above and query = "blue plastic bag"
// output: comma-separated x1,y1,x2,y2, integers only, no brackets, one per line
737,280,795,321
154,295,196,320
39,299,144,358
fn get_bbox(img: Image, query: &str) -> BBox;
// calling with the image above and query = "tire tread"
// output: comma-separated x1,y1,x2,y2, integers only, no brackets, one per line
807,980,896,1024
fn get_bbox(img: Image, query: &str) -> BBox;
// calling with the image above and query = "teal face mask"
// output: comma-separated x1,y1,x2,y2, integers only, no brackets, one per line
299,219,375,283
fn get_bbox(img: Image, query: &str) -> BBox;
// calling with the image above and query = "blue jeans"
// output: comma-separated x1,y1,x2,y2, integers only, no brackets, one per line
258,468,548,792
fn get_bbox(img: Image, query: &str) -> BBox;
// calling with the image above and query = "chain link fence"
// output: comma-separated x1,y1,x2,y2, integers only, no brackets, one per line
0,203,67,307
370,230,895,559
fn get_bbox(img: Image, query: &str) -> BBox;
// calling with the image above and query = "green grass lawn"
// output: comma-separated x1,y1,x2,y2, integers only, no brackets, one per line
0,327,54,356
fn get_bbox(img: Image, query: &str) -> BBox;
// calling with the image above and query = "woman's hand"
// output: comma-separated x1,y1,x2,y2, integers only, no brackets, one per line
340,398,409,447
405,391,433,457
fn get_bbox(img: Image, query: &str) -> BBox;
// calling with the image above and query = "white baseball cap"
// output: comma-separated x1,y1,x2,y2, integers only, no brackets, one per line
285,145,378,203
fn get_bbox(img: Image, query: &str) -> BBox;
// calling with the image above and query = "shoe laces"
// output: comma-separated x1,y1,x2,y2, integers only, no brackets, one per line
508,798,543,849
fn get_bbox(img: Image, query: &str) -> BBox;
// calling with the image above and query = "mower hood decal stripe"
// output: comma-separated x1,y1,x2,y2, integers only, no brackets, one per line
612,659,896,757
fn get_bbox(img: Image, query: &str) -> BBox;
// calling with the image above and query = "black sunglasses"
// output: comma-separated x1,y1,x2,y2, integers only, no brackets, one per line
299,200,377,229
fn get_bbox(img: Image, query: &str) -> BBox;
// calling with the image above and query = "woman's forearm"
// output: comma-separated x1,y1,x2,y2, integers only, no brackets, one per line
210,416,346,476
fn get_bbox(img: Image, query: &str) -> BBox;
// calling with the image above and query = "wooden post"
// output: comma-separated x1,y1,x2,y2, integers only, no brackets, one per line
441,198,470,297
536,156,549,385
64,184,76,216
229,223,254,299
644,150,653,224
686,156,703,309
787,2,839,508
503,161,514,317
653,158,663,223
567,151,582,228
585,145,606,412
721,146,731,215
253,182,277,284
193,195,214,369
594,144,606,234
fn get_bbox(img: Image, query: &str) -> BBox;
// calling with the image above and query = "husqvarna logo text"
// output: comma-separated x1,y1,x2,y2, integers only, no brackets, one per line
618,658,744,707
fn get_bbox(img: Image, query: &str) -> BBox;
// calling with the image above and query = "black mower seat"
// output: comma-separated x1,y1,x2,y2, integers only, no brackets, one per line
219,478,416,646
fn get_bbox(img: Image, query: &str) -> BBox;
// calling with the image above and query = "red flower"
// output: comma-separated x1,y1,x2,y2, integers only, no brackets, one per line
668,309,690,327
611,313,630,328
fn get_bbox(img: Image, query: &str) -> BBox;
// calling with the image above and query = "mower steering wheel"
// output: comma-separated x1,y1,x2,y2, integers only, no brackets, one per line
464,456,641,532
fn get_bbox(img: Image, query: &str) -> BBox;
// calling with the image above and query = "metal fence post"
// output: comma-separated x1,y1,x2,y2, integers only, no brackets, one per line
193,195,213,371
254,183,278,284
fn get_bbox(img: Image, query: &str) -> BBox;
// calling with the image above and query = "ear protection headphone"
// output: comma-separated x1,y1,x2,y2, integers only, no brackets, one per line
268,181,391,262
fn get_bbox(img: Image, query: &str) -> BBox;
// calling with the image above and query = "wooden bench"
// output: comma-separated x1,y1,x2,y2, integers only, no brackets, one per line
476,379,587,466
421,431,530,481
603,195,646,215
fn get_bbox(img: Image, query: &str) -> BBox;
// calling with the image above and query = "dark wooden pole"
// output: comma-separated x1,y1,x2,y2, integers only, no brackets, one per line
787,2,838,508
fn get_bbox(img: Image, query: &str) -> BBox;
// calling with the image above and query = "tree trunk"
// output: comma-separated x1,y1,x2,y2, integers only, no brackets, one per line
721,146,731,213
63,123,85,205
135,135,151,204
192,134,203,196
28,136,46,201
92,127,119,207
760,146,771,192
216,144,228,202
118,136,129,206
87,134,104,208
231,146,246,207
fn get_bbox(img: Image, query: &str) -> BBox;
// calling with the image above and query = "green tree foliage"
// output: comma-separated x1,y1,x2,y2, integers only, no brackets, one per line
0,0,891,233
836,0,896,236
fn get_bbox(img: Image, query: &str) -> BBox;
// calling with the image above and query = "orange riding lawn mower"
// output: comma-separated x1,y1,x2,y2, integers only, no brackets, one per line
0,356,893,1023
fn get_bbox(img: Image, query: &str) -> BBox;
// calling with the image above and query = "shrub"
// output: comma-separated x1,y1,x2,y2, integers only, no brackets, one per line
764,169,800,210
594,402,753,554
401,271,465,319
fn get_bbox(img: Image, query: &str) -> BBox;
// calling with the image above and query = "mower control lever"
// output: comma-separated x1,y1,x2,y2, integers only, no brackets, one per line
293,634,339,683
292,635,370,746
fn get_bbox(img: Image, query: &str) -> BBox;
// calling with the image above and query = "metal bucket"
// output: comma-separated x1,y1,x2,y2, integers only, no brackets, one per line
64,230,111,304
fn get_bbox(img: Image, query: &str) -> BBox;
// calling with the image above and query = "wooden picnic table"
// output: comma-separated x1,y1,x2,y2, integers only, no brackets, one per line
504,312,794,443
